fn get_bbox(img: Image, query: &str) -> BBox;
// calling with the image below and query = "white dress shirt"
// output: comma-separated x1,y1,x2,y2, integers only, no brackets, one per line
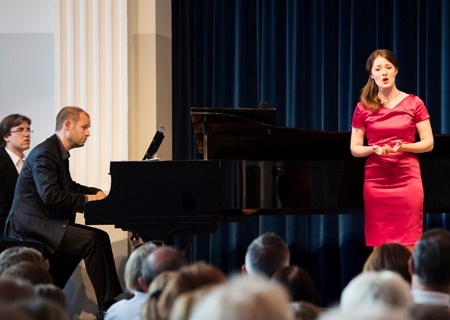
412,290,450,308
4,148,25,173
104,291,150,320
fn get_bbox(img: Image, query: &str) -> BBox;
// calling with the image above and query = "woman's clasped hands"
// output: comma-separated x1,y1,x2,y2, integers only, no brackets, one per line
372,140,403,156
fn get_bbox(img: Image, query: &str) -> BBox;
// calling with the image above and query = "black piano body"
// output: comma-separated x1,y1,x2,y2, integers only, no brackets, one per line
84,108,450,242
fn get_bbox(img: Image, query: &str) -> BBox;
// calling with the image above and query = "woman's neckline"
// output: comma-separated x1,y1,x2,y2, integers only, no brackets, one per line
382,92,409,110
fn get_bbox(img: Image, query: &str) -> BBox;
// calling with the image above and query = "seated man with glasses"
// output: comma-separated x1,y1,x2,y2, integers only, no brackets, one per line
0,114,32,235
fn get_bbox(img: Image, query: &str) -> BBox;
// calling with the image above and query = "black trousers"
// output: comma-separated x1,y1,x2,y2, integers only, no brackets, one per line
49,223,122,303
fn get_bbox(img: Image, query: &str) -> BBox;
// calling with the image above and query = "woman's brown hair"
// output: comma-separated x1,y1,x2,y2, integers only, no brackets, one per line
363,242,412,283
360,49,399,112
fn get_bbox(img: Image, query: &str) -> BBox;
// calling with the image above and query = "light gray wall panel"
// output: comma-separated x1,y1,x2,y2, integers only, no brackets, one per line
0,33,55,149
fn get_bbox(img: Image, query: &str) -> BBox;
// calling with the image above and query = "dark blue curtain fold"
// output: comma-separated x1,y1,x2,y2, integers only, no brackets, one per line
172,0,450,307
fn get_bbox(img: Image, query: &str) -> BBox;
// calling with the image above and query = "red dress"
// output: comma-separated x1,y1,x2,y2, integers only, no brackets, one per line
351,94,430,246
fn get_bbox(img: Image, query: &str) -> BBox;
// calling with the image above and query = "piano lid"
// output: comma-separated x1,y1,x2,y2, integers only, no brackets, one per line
191,107,354,161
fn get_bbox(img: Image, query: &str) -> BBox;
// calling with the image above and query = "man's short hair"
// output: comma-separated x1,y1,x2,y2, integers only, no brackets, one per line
245,232,290,278
413,228,450,286
55,106,89,131
0,114,32,148
141,246,188,288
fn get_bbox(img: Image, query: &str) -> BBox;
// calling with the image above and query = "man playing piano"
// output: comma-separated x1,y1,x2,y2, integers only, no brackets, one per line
4,106,122,319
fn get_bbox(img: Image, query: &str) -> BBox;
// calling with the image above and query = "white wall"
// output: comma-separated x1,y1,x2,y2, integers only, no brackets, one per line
0,1,129,319
0,1,172,318
0,0,55,146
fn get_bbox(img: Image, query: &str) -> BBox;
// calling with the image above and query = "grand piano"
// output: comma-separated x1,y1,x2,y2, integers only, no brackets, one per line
84,107,450,244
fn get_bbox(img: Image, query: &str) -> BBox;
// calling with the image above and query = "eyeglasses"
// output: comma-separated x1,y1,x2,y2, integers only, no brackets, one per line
10,128,33,135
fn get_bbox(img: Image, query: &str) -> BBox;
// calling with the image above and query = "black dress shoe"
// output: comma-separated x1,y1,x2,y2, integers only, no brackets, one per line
97,310,107,320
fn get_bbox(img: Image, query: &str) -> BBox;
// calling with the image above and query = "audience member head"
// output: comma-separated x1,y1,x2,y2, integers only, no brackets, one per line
0,306,33,320
12,297,67,320
124,242,158,293
243,232,290,278
318,306,412,320
273,265,318,303
0,113,32,149
410,228,450,288
408,304,450,320
0,246,49,276
148,271,176,297
363,242,412,283
291,301,322,320
0,277,35,303
140,245,188,291
34,284,67,312
188,275,294,320
340,271,413,311
169,284,216,320
141,271,177,320
1,261,53,285
146,262,227,320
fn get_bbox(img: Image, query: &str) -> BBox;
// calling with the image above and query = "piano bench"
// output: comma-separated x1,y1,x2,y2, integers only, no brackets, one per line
0,238,48,257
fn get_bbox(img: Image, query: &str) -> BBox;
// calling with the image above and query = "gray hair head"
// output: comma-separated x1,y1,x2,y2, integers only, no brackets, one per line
340,271,414,311
245,232,290,277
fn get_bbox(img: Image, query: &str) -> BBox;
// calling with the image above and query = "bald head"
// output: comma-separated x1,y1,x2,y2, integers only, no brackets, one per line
141,246,187,287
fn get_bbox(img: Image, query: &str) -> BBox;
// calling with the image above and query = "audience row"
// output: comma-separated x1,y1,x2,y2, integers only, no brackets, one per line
2,227,450,320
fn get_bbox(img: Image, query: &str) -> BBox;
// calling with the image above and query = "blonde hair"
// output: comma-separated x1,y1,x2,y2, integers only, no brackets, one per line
141,271,177,320
145,262,227,320
124,242,158,293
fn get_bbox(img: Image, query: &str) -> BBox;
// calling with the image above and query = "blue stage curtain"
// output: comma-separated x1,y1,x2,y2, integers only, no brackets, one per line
172,0,450,307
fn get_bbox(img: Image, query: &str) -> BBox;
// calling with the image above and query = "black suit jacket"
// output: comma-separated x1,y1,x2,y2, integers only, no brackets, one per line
0,147,19,235
5,134,100,253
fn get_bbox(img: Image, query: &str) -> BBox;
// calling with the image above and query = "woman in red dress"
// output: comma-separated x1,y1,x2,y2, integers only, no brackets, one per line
350,49,434,250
